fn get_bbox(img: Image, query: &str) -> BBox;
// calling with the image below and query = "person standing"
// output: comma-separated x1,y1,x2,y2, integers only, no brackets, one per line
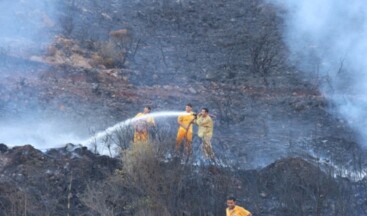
176,103,195,156
133,106,155,143
226,197,252,216
194,108,215,159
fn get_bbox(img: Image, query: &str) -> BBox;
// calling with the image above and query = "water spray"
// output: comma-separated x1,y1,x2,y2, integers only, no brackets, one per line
81,111,191,147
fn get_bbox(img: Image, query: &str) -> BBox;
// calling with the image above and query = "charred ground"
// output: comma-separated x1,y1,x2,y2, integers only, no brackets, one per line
0,0,366,215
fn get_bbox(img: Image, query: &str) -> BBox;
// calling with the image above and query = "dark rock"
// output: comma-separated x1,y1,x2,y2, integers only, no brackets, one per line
0,143,8,153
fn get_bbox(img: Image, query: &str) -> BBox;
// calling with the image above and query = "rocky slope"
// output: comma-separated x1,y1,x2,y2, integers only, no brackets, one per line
0,144,365,216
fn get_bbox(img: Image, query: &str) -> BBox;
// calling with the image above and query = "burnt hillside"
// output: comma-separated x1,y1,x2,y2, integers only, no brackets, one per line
1,0,365,170
0,0,366,215
0,144,365,215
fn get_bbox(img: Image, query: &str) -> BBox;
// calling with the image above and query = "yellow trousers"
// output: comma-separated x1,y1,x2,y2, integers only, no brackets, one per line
201,135,214,159
134,130,149,143
176,128,193,155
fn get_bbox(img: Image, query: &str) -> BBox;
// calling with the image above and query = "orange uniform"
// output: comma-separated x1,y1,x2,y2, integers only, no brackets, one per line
133,113,155,143
226,205,252,216
175,112,195,154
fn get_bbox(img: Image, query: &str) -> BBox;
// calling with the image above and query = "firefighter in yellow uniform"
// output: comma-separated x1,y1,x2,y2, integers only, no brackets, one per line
133,106,155,143
176,103,195,155
194,107,215,159
226,197,252,216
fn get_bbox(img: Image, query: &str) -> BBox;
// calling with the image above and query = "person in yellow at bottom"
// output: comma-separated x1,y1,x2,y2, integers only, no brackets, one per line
176,103,195,156
194,107,215,160
133,106,155,143
226,196,252,216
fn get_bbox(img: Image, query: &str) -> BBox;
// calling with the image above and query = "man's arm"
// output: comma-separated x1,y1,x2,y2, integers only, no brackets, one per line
197,117,212,127
147,117,156,127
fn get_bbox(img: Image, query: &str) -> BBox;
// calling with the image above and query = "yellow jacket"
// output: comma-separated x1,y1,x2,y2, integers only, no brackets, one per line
195,115,213,138
134,113,155,132
177,112,195,132
226,205,251,216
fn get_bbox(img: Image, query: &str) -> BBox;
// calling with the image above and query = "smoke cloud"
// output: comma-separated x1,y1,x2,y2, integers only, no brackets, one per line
271,0,367,146
0,0,86,149
0,117,84,150
0,0,56,56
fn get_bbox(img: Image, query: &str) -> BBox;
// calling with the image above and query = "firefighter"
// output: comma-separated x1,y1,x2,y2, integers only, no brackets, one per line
194,108,215,159
226,197,252,216
176,103,195,156
133,106,155,143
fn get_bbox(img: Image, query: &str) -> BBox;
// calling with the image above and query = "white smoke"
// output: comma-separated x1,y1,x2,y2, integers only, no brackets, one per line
0,0,56,54
271,0,367,146
0,115,87,151
0,0,73,150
